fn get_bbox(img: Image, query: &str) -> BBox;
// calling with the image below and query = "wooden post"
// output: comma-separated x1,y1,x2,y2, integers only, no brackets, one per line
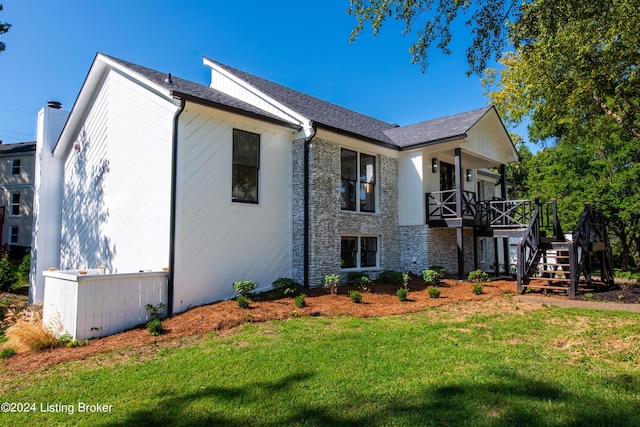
568,241,577,299
493,238,499,276
500,164,507,200
455,148,464,279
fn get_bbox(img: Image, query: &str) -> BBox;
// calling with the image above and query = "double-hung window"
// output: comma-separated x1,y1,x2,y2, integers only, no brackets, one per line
232,129,260,203
11,159,21,175
11,193,20,216
341,149,376,212
341,236,378,269
10,226,18,244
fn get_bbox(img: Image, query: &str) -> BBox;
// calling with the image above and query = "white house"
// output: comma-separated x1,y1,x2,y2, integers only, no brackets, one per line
31,53,518,321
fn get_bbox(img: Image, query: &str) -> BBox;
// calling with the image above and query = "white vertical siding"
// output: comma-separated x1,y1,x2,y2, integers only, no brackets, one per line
173,104,294,313
43,270,168,340
59,70,178,273
398,151,424,226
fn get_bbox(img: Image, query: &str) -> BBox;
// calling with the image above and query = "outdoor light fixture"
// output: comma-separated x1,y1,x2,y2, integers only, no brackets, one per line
466,169,474,182
432,158,439,173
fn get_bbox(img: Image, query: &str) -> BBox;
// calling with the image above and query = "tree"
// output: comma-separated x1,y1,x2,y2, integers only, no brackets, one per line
523,117,640,269
349,1,640,142
484,0,640,143
348,0,521,74
0,4,10,53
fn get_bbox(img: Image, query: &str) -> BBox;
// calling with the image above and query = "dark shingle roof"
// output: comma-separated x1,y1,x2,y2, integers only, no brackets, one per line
103,55,296,129
383,107,493,149
205,58,398,145
105,54,494,150
0,141,36,155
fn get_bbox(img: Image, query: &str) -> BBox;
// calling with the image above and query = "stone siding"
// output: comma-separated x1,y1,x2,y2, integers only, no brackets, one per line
399,225,429,274
302,138,400,286
426,227,475,276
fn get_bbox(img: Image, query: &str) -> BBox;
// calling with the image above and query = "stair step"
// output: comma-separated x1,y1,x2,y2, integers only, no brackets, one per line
523,284,570,291
530,276,571,282
539,263,571,267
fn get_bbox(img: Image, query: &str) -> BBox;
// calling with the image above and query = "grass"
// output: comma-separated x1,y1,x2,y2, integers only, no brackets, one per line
1,302,639,426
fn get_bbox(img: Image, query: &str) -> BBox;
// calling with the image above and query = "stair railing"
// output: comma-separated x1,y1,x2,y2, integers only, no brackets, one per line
572,204,615,286
516,204,541,293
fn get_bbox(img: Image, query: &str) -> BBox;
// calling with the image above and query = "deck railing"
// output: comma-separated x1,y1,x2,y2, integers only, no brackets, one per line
426,190,477,220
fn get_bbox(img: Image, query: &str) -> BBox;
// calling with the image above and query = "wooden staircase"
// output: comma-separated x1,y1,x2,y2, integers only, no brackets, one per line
516,202,614,298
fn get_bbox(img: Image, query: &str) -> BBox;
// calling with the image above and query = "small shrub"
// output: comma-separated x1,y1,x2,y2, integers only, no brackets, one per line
323,274,341,294
233,280,258,297
472,283,483,295
428,286,441,298
353,276,372,292
429,265,446,278
145,303,166,336
294,294,306,308
272,277,298,290
290,310,300,318
146,319,163,336
347,271,369,283
0,253,17,293
468,269,490,285
377,270,403,284
15,253,31,288
402,272,410,287
421,269,440,286
66,339,88,348
349,290,363,303
236,295,250,309
1,347,16,358
396,287,409,301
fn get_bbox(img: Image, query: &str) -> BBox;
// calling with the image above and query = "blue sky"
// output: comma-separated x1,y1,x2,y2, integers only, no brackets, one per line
0,0,528,147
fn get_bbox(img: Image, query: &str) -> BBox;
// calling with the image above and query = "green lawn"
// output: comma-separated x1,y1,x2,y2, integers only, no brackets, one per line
1,299,639,426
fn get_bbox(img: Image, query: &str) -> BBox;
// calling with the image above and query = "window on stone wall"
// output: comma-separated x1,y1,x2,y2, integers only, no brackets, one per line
341,236,378,269
341,149,376,212
232,129,260,203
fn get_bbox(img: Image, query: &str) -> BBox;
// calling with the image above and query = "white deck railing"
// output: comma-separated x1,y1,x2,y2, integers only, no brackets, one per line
42,269,169,340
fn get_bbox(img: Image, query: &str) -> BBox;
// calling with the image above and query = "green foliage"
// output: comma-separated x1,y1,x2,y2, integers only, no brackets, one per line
348,0,516,74
0,347,16,358
146,319,163,336
347,271,369,282
396,287,409,301
421,269,440,286
271,277,298,290
349,290,363,303
468,270,490,285
0,253,16,292
233,280,258,297
428,266,445,277
236,295,250,309
0,4,10,53
15,253,30,287
472,283,484,295
377,270,404,284
353,276,372,292
145,303,166,336
323,274,341,294
427,286,441,299
402,272,410,287
293,294,306,309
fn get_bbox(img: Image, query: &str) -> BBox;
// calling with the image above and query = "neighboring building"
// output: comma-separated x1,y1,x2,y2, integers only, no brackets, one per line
0,141,36,258
31,53,518,312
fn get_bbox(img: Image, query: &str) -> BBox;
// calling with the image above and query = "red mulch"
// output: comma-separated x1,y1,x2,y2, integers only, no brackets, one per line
3,278,519,373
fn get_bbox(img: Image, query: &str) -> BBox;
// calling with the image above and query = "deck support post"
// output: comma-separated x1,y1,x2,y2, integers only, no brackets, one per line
455,148,464,279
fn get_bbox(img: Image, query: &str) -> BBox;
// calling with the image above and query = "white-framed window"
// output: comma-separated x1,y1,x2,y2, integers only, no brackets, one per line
232,129,260,204
11,192,20,216
340,149,376,213
10,226,18,244
11,159,21,175
341,236,378,269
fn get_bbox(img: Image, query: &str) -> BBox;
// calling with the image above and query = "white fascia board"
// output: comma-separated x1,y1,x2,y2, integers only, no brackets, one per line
54,54,179,159
203,57,313,138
